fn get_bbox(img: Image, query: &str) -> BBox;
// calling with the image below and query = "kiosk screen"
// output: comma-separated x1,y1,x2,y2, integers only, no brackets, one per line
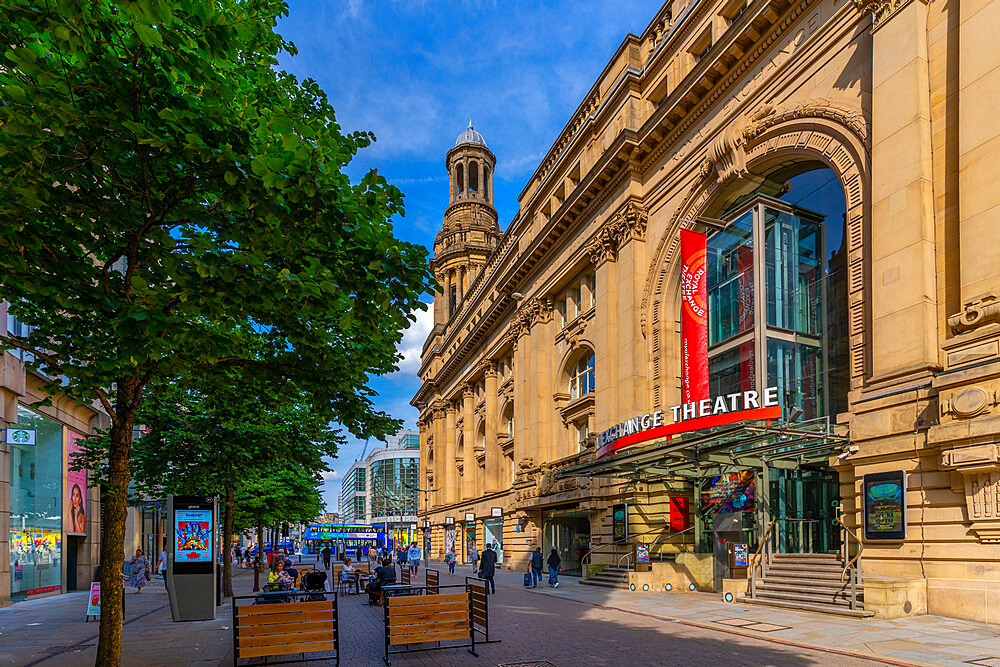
175,510,213,563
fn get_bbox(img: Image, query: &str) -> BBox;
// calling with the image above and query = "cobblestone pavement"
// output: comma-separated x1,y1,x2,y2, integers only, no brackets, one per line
0,560,992,666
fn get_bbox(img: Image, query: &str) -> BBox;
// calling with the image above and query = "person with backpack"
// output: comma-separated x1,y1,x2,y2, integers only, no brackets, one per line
478,543,497,594
445,546,457,575
321,544,332,570
529,547,543,588
547,548,562,588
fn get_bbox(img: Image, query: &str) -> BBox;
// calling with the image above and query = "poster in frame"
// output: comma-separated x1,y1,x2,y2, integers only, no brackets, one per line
863,471,907,541
612,503,628,544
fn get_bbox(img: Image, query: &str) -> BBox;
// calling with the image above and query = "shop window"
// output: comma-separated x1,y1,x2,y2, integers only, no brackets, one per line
568,352,595,401
9,406,63,600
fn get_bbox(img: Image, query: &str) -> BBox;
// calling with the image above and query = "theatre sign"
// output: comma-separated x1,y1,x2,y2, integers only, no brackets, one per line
595,387,782,459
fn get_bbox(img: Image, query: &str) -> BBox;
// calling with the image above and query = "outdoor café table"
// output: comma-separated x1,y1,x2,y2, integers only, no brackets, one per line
380,583,421,598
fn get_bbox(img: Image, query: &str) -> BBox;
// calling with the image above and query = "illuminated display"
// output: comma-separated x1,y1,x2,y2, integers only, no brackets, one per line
700,471,755,513
174,510,213,563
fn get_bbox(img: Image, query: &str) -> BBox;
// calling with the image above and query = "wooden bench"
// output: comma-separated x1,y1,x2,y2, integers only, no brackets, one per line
233,596,339,666
425,568,439,595
400,567,411,585
383,590,476,664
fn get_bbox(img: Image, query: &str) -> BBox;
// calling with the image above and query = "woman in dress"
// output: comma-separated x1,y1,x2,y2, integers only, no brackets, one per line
128,548,150,594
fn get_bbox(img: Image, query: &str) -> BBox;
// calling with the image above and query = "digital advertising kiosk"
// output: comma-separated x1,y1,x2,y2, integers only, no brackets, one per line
166,495,217,621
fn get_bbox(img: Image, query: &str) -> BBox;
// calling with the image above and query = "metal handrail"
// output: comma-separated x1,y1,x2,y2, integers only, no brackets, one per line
837,513,864,583
581,524,692,579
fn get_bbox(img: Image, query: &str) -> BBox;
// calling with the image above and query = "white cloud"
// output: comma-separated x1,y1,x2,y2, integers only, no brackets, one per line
320,469,341,482
392,304,433,377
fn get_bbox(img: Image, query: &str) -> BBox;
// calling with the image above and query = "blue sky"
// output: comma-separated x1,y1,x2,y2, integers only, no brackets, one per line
274,0,663,510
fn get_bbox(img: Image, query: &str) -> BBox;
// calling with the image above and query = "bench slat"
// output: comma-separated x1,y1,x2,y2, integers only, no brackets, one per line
237,601,333,616
387,601,468,616
238,619,334,637
238,610,335,626
387,609,468,624
389,629,469,646
239,640,338,659
390,620,469,636
238,630,336,649
473,613,487,625
387,592,466,607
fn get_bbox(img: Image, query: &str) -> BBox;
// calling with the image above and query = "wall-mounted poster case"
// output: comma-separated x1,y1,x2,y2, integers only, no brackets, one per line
863,471,907,541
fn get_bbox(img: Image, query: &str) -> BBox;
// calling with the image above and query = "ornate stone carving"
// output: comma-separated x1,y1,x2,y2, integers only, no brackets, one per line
941,444,1000,542
517,457,536,472
462,382,475,399
535,463,556,496
948,294,1000,334
942,386,996,419
481,359,498,378
585,201,649,266
853,0,917,31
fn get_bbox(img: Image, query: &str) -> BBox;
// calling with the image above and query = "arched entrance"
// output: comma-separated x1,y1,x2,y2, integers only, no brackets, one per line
643,108,869,559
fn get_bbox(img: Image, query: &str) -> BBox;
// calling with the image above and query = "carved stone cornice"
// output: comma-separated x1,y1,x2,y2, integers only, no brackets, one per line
481,359,498,379
853,0,922,31
585,201,649,267
941,444,1000,543
948,294,1000,334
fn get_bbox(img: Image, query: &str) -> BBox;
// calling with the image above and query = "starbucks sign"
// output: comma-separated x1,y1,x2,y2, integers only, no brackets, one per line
6,428,36,445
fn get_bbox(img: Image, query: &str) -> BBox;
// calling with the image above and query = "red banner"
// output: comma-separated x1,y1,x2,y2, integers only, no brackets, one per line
669,497,690,531
680,230,709,403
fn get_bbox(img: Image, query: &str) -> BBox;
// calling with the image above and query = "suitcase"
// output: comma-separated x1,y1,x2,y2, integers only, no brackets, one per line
523,572,532,587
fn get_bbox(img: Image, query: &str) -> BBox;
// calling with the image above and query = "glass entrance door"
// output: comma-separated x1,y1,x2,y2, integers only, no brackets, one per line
542,509,590,576
483,519,503,564
769,467,840,553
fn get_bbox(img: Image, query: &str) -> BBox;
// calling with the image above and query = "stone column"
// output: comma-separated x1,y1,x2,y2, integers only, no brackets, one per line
587,232,620,435
613,204,649,419
444,402,458,505
956,0,1000,309
513,325,530,473
484,361,501,494
867,0,939,381
462,384,475,500
432,404,445,508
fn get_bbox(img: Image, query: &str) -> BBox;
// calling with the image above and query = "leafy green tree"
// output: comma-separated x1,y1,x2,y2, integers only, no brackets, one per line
0,1,430,661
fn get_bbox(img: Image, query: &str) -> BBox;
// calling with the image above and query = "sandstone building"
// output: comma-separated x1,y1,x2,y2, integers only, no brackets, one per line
414,0,1000,623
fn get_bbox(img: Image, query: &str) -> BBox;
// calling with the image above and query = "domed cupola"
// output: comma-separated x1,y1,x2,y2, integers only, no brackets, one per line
429,121,502,324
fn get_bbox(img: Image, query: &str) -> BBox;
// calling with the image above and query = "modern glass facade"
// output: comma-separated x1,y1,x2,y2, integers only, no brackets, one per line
369,456,419,520
9,406,63,600
706,175,848,421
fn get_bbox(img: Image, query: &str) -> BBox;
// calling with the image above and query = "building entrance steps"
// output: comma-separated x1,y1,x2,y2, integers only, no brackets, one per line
579,565,630,590
746,552,874,618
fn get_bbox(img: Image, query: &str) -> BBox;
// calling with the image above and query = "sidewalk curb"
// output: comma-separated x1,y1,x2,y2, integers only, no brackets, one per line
496,579,924,667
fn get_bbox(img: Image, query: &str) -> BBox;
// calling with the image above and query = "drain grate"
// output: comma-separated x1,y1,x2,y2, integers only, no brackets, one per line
966,659,1000,667
497,662,558,667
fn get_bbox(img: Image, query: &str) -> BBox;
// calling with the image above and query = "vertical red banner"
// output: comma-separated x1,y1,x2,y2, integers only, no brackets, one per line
680,229,709,403
669,497,691,531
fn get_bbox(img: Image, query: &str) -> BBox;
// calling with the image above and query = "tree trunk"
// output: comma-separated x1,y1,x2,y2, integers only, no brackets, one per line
222,484,234,598
96,376,141,667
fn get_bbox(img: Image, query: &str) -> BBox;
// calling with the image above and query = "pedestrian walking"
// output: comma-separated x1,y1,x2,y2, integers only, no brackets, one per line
445,546,456,575
157,547,168,579
479,543,497,593
547,548,561,588
128,548,151,594
529,547,543,588
469,545,479,573
407,542,421,576
367,545,377,565
397,546,407,568
321,545,332,570
233,544,242,569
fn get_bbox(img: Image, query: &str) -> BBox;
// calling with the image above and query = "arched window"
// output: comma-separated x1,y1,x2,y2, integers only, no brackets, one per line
568,352,595,400
469,161,479,193
483,165,490,199
502,403,514,438
456,164,464,195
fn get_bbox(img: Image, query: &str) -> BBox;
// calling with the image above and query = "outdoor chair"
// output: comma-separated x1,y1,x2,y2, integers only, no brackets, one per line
302,571,328,601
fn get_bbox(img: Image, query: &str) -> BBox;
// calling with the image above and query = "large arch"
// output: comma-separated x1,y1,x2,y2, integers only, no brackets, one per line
642,104,870,411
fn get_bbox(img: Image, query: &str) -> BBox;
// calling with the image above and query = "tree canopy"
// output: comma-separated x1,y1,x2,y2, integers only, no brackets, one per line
0,0,431,662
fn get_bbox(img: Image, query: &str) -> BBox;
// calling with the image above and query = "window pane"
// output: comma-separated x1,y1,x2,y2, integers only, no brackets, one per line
707,211,754,345
766,338,824,420
764,208,823,335
708,341,756,397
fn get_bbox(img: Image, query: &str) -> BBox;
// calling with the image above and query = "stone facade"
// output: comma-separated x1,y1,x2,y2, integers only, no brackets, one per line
1,300,106,605
414,0,1000,623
